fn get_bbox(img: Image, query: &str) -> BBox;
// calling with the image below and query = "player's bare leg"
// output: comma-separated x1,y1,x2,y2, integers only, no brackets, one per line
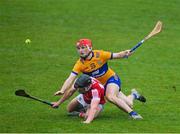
67,97,80,112
105,83,133,113
67,97,85,116
118,92,134,108
105,83,143,119
118,89,146,108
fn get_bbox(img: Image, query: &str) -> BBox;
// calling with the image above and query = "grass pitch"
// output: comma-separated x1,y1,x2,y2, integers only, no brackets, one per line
0,0,180,133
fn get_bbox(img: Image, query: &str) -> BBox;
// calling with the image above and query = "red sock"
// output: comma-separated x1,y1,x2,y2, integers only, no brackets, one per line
79,112,85,118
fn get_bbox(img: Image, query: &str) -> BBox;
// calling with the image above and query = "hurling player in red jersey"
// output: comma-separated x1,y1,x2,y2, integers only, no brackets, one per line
52,74,106,124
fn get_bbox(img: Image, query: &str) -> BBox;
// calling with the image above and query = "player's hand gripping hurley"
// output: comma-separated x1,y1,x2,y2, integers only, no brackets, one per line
125,21,162,58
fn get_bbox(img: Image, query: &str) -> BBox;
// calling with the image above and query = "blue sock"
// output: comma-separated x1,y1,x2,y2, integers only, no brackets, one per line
129,111,138,116
133,93,138,99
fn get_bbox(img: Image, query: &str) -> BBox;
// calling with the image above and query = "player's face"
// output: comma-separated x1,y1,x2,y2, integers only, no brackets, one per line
78,85,91,94
78,87,87,94
76,46,90,58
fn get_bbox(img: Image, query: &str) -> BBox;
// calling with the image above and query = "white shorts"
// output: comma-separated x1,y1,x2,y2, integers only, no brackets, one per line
76,94,104,110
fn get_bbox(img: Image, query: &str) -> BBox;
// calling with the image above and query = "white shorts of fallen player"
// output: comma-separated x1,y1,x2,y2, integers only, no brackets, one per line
76,94,104,111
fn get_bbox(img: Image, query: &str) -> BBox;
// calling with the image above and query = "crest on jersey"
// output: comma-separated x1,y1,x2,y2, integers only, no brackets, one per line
97,60,103,65
95,52,100,58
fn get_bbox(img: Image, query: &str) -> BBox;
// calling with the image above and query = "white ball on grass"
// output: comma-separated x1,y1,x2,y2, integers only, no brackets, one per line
25,39,31,44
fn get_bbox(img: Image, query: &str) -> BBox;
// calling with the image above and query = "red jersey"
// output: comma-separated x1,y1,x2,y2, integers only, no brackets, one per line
83,77,106,105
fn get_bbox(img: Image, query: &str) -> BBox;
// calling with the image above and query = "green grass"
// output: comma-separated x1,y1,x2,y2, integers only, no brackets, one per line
0,0,180,133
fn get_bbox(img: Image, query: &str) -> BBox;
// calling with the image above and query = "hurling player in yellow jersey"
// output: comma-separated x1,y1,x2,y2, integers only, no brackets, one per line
53,39,146,119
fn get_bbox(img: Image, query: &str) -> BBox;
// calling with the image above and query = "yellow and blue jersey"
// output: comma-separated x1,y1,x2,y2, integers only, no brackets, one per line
72,50,115,85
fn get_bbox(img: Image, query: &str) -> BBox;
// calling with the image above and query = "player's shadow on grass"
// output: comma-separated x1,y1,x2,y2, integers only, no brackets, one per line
97,110,128,121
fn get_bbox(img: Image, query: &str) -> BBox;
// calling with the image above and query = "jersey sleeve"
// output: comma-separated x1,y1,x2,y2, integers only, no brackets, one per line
101,50,113,61
72,60,82,75
91,89,100,101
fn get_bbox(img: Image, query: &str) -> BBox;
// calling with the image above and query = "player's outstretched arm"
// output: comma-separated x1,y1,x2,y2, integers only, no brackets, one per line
112,50,133,59
52,86,76,108
83,99,100,124
54,73,77,96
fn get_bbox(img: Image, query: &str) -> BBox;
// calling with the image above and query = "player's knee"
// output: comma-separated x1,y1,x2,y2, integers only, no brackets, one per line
106,94,116,103
66,104,73,112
